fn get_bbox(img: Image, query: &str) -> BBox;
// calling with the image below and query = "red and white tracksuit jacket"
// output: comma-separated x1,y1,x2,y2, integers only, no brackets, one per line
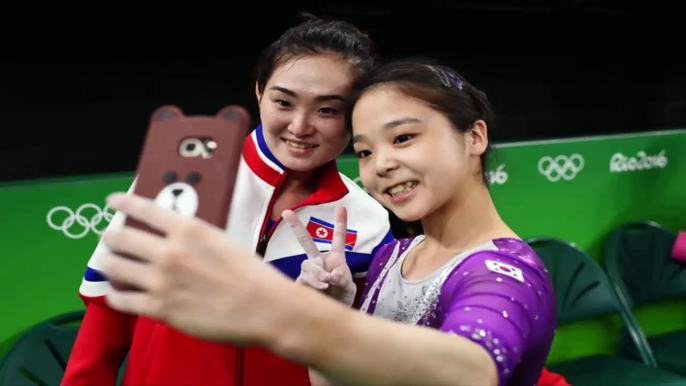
62,124,394,386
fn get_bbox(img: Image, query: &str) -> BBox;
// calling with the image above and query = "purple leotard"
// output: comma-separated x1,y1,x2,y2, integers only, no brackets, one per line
359,236,556,386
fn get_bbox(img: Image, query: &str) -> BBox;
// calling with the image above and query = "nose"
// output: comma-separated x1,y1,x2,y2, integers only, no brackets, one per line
288,113,315,138
375,148,400,177
172,189,183,197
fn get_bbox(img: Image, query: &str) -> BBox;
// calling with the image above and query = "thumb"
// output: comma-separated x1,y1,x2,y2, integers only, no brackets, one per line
330,265,353,288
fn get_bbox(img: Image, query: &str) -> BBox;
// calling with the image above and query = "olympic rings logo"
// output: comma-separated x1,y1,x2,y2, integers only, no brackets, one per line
47,203,115,239
537,154,585,182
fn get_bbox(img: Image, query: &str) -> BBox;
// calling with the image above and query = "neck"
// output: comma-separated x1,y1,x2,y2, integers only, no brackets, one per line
282,168,321,193
420,178,514,253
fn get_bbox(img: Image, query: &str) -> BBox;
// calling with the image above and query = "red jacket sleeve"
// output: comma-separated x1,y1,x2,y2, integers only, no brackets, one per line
537,367,571,386
61,303,136,386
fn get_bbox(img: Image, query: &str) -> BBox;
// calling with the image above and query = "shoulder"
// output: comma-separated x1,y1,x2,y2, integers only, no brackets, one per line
437,240,556,385
367,237,418,278
461,238,550,284
440,238,553,306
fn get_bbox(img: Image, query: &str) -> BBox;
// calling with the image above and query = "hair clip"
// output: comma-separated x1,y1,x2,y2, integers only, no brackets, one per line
426,65,463,90
426,65,451,88
447,72,463,90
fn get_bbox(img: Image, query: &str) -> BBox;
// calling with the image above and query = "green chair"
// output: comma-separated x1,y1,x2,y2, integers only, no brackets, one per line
604,221,686,376
527,237,686,385
117,353,128,386
0,311,84,386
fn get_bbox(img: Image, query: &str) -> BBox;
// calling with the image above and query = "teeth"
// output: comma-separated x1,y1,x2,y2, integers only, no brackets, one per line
387,181,417,196
285,140,314,149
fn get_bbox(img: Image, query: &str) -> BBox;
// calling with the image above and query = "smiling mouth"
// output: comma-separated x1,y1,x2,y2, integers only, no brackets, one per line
283,139,317,149
385,181,419,197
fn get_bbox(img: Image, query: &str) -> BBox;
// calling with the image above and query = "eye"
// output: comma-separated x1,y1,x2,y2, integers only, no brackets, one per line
319,107,338,115
394,134,413,144
355,150,372,159
163,171,177,184
275,99,291,108
187,172,201,185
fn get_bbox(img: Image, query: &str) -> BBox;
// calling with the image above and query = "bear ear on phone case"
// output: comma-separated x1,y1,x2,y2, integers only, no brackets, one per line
111,105,251,291
134,104,250,227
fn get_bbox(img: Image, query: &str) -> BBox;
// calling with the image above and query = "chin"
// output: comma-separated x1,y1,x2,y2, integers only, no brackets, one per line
383,203,425,223
395,211,424,223
280,155,329,172
371,192,426,223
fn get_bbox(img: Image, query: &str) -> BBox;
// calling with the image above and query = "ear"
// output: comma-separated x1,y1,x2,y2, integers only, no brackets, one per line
468,120,489,156
151,105,184,121
255,81,263,103
217,105,250,121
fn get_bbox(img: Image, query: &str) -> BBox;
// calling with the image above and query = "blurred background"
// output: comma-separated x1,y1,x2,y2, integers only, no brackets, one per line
1,1,684,182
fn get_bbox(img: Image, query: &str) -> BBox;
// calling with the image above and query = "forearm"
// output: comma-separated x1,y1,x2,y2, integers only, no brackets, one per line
62,304,135,385
263,283,497,386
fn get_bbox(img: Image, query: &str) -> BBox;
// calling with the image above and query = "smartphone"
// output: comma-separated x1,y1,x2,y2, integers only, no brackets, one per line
110,104,250,291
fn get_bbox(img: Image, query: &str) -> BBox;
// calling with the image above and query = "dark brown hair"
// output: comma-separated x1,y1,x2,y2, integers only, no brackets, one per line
350,57,496,185
254,13,378,95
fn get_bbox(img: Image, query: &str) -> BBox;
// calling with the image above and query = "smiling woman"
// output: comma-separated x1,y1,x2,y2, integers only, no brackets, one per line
256,53,353,175
93,57,558,386
62,14,394,386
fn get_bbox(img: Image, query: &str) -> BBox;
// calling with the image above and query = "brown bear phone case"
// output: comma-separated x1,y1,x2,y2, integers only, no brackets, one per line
111,104,251,291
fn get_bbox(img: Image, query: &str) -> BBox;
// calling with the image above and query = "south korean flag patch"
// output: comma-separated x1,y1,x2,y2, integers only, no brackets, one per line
486,260,524,282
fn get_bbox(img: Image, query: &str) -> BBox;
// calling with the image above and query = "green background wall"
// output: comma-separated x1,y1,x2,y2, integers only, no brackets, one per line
1,129,685,364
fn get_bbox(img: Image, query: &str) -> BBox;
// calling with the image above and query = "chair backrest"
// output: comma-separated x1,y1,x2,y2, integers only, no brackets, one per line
604,221,686,308
526,237,657,366
0,311,84,386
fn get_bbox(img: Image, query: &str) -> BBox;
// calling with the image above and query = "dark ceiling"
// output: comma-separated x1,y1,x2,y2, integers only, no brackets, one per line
1,1,683,182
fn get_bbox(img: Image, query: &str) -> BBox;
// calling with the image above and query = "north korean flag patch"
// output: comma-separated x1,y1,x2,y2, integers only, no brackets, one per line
306,216,357,251
485,259,524,282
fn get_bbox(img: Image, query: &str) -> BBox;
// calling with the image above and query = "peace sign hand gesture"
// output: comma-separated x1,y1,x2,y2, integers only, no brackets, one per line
282,206,356,307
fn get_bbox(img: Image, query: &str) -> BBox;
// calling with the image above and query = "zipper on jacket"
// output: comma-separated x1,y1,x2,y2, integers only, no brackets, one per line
257,233,269,256
234,347,245,386
255,171,288,257
235,170,288,385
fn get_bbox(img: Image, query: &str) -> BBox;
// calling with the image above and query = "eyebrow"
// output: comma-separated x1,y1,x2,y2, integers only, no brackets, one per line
352,117,422,144
270,86,347,102
383,117,421,129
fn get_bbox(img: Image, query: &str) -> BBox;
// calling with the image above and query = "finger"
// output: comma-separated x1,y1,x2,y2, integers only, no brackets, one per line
331,266,355,292
326,272,343,288
310,256,325,268
99,252,158,292
282,210,321,260
106,287,163,319
305,258,333,282
297,258,330,290
313,281,329,290
296,269,329,290
329,267,347,286
306,274,329,290
303,258,329,280
102,225,166,265
317,271,333,282
330,206,348,254
106,192,177,235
